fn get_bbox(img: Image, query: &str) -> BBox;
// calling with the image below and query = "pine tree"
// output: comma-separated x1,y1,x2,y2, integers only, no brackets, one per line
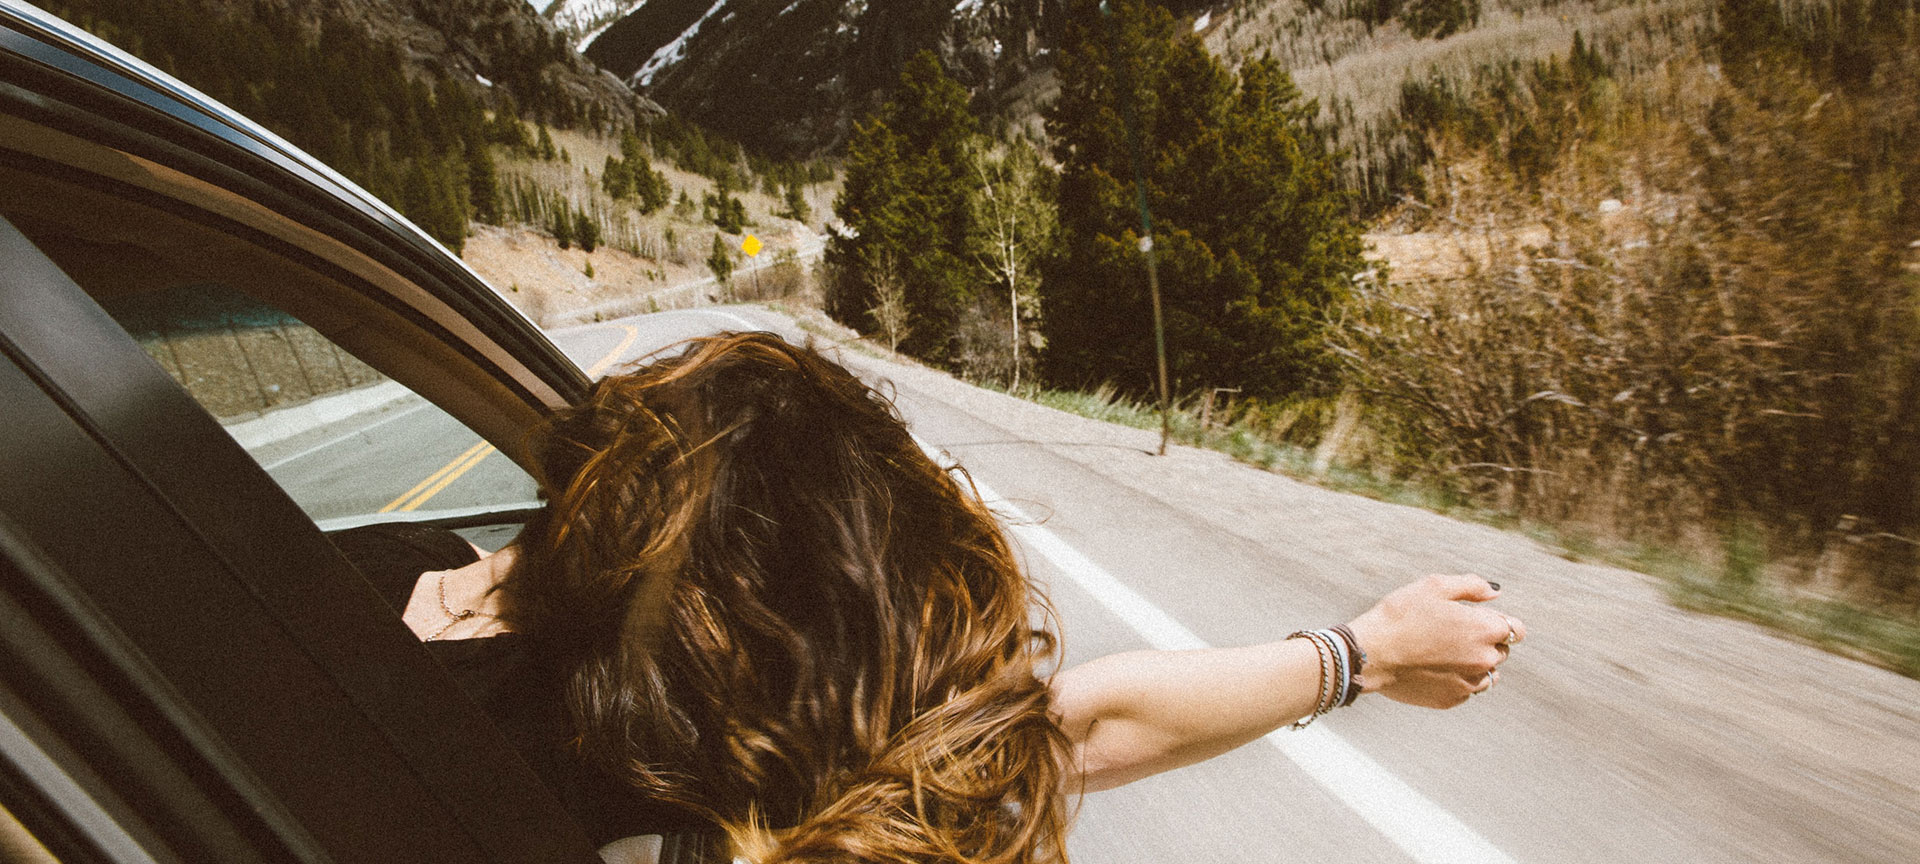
574,207,600,253
827,51,980,362
704,189,746,234
707,232,735,287
466,142,501,225
602,155,634,199
636,165,672,214
1404,0,1479,39
490,94,533,153
781,179,812,222
536,123,558,161
550,194,574,249
1043,0,1366,399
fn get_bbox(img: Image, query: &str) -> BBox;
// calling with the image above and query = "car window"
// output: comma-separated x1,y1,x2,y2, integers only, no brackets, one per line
0,160,539,549
95,282,538,538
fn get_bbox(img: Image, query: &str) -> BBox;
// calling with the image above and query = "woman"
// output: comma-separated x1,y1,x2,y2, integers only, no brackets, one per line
381,332,1524,864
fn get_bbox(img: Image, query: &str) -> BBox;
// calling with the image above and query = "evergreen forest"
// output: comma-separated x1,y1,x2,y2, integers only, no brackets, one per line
37,0,599,254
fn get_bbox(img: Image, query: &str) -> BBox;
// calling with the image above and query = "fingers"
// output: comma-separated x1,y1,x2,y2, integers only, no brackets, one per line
1484,611,1523,661
1502,612,1528,646
1364,573,1529,710
1421,572,1501,603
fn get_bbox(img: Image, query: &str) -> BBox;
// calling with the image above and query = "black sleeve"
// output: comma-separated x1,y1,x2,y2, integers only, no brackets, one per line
328,522,483,614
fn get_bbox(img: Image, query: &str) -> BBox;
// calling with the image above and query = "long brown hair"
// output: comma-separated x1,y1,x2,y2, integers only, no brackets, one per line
501,332,1072,863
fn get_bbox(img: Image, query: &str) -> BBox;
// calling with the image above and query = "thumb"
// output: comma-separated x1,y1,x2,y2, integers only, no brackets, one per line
1425,572,1500,603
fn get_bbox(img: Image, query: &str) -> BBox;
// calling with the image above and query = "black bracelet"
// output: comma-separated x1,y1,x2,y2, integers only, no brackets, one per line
1331,624,1367,707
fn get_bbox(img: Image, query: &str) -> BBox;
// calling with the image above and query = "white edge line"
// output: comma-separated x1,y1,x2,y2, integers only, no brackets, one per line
687,309,764,332
260,401,432,470
912,435,1520,864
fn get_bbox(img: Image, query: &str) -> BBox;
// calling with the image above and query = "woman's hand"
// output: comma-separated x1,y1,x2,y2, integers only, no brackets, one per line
1345,574,1524,708
1051,573,1526,791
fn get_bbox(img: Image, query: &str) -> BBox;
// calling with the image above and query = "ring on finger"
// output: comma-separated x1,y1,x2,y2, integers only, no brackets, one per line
1500,614,1519,646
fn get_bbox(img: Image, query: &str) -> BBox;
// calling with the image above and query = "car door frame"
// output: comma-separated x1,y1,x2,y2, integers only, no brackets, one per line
0,3,607,861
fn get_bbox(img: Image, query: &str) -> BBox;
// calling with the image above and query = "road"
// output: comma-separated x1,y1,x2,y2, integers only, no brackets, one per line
268,305,1920,864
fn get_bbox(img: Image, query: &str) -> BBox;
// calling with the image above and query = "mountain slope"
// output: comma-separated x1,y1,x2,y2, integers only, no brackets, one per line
269,0,658,127
582,0,1068,157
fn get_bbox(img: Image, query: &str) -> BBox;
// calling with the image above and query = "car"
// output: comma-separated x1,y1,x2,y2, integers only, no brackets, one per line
0,2,621,860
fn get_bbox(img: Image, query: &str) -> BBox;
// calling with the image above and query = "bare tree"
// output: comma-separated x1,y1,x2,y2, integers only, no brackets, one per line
969,140,1057,389
864,249,911,353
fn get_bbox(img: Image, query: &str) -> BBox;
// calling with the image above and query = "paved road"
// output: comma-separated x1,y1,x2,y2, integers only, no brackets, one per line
265,305,1920,864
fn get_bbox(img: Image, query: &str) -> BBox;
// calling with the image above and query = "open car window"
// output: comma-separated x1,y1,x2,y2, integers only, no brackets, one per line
0,157,541,549
98,280,539,541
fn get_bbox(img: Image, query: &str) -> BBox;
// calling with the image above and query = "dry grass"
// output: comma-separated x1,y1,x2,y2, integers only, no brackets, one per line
478,122,837,325
1202,0,1711,201
1335,32,1920,604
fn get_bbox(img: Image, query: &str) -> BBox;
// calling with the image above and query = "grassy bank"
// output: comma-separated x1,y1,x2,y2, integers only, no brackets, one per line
1000,380,1920,679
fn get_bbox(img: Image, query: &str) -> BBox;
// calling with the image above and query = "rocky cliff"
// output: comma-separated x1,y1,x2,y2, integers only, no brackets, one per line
267,0,661,127
581,0,1071,157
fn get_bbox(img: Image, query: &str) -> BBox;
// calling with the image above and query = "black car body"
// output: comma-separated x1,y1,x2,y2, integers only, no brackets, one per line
0,2,609,860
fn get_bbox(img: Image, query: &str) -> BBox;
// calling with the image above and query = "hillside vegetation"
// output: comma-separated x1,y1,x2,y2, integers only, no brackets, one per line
47,0,831,324
1204,0,1712,211
821,0,1920,656
1339,0,1920,609
56,0,1918,659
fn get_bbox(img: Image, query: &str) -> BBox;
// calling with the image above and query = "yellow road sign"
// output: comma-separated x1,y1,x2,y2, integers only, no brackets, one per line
742,234,762,257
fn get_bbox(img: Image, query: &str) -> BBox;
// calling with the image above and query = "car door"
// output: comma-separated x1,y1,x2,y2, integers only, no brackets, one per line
0,4,603,862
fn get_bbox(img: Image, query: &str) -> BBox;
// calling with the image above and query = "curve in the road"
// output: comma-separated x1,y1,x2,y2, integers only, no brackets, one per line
382,323,641,513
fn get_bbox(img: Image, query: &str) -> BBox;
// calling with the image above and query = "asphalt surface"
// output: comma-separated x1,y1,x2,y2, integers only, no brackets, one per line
264,305,1920,864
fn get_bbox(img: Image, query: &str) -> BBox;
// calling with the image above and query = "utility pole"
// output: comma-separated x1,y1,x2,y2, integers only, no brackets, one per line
1103,0,1172,456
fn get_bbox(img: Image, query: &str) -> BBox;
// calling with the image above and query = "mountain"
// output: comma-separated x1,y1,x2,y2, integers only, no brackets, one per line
574,0,1073,157
262,0,661,128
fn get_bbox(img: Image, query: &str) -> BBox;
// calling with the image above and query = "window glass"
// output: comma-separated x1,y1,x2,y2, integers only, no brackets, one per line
98,282,537,538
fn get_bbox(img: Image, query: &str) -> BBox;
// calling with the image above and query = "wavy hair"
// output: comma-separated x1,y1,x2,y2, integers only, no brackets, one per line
499,332,1072,863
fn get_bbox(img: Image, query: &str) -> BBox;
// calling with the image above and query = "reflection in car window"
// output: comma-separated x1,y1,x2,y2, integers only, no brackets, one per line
94,283,537,530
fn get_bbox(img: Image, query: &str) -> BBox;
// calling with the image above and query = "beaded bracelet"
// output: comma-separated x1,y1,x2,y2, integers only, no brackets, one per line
1287,629,1340,729
1287,626,1369,728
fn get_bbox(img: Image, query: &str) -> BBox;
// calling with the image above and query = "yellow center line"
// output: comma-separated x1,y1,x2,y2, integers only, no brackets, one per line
377,323,642,514
378,439,489,513
584,324,640,378
400,444,496,512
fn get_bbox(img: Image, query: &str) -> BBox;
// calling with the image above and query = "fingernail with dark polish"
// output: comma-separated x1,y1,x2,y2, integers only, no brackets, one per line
1487,581,1502,591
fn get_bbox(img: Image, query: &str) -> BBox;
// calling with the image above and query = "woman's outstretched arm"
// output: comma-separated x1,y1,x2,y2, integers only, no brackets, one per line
1047,574,1523,792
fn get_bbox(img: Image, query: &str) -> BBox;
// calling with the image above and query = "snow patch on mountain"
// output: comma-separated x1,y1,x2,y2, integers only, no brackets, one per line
542,0,653,50
633,0,728,86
